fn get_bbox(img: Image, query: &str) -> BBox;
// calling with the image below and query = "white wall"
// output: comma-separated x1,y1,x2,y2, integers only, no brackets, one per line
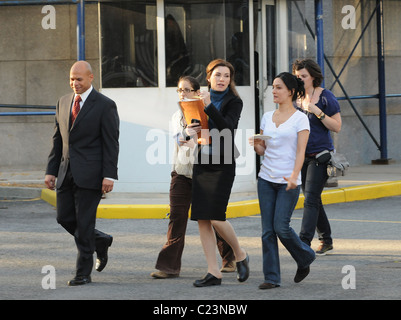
101,86,257,193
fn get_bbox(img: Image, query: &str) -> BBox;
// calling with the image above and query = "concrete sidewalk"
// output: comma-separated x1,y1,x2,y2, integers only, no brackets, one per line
1,195,401,301
1,165,401,301
1,162,401,219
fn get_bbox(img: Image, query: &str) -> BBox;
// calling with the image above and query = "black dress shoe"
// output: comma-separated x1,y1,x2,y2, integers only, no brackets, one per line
67,275,92,286
193,273,222,287
294,266,310,283
96,235,113,272
236,253,249,282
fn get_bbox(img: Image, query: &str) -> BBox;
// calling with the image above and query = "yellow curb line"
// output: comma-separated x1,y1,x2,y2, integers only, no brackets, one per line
41,188,57,207
40,180,401,219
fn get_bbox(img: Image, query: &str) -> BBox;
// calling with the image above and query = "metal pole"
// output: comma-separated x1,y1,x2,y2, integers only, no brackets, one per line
0,0,78,5
373,0,389,163
77,0,85,60
315,0,324,87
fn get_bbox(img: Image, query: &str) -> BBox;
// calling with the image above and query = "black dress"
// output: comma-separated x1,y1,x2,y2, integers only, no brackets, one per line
190,91,243,221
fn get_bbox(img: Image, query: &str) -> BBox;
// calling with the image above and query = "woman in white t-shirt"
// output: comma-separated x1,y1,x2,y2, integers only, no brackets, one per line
249,72,315,289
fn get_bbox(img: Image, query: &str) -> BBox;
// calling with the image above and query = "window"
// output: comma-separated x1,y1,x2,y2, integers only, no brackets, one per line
100,1,158,88
287,0,315,69
165,0,250,87
265,3,276,85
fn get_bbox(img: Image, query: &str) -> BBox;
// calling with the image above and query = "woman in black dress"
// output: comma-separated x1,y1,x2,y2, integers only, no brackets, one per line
192,59,249,287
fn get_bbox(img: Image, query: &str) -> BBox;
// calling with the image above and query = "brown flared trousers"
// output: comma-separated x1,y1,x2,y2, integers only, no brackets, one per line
155,171,234,274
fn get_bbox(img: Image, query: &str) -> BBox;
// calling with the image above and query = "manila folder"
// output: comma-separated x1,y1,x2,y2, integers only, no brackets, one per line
178,99,210,145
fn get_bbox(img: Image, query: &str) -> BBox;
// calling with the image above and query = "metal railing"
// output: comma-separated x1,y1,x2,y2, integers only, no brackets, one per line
295,0,399,163
0,104,55,116
0,1,79,6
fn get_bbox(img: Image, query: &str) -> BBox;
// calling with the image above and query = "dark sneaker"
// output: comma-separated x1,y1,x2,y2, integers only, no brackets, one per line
220,261,236,273
150,271,179,279
316,242,333,256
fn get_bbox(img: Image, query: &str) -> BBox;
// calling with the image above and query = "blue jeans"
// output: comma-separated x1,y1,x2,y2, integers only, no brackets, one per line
257,178,315,285
300,157,332,246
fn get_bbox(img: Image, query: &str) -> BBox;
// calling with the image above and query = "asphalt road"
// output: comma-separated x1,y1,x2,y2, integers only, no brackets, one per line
1,196,400,305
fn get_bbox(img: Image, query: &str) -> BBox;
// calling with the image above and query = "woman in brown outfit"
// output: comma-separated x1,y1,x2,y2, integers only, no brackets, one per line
151,76,235,279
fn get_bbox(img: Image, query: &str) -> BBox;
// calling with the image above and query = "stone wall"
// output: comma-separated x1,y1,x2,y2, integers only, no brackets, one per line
0,3,99,169
1,1,400,172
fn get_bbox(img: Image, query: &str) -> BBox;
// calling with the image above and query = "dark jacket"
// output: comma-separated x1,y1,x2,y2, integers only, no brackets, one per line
46,89,119,190
204,90,243,161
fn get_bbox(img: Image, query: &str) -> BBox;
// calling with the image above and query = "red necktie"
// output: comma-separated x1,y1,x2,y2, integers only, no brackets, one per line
71,95,81,124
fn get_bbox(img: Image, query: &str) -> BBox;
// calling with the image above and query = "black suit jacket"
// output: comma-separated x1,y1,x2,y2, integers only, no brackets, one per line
46,89,119,190
204,91,243,160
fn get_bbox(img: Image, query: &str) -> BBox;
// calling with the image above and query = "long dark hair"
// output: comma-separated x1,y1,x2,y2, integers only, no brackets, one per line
205,59,239,97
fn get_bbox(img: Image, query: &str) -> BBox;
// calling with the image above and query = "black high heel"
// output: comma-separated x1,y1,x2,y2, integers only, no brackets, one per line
236,253,249,282
193,273,222,287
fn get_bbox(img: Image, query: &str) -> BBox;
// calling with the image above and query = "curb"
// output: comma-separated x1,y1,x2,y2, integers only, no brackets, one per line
0,186,42,200
40,180,401,219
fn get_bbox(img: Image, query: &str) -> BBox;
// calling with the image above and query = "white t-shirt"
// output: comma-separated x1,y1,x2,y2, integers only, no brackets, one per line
258,110,310,185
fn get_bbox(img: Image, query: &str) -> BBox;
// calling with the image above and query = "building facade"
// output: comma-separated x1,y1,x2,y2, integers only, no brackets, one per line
0,0,400,193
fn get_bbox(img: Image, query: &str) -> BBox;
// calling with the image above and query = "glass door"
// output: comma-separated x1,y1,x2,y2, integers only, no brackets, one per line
257,0,277,116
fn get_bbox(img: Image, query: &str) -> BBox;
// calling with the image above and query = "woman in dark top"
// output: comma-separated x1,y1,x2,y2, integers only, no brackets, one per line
191,59,249,287
151,76,234,280
293,59,342,255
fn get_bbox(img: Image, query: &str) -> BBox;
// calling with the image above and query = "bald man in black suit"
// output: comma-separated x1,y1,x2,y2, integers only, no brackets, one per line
45,61,119,286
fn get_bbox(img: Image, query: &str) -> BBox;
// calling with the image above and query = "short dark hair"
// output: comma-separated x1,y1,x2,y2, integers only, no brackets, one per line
292,58,324,88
